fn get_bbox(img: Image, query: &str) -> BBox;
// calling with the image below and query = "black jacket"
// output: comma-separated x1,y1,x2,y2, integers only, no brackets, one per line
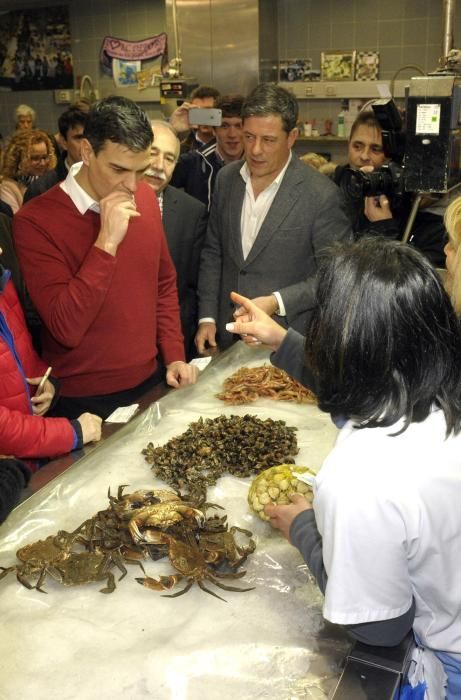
171,139,225,211
23,157,68,203
333,165,447,266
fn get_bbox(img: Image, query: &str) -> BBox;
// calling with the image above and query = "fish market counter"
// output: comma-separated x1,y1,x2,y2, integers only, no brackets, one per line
1,342,352,700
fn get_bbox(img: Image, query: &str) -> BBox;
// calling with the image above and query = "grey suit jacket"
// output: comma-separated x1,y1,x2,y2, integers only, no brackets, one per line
198,156,352,348
162,185,207,359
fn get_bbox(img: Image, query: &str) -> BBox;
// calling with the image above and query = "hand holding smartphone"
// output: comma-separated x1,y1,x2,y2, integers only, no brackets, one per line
36,366,52,397
188,107,222,127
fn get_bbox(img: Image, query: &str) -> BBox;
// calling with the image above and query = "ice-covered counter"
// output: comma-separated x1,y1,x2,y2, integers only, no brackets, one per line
0,342,350,700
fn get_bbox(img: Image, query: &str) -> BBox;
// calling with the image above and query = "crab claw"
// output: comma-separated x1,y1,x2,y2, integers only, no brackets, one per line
136,575,182,591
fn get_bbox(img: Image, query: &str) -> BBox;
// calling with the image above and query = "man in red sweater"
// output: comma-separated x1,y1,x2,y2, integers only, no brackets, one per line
14,96,197,420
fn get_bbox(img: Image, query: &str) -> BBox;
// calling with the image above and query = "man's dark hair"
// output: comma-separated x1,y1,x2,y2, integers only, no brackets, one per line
305,237,461,435
190,85,220,102
242,83,298,133
58,106,88,139
215,94,245,120
84,96,153,154
349,110,382,141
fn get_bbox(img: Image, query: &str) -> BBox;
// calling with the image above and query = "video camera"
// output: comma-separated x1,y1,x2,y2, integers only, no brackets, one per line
339,75,461,208
339,99,406,208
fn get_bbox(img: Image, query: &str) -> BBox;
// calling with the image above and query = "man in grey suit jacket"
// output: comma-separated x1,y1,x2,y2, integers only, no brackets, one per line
195,83,352,353
145,121,207,359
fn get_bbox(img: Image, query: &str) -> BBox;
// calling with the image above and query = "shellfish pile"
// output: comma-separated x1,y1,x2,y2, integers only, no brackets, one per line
217,365,316,405
0,487,255,600
142,413,299,494
248,464,315,521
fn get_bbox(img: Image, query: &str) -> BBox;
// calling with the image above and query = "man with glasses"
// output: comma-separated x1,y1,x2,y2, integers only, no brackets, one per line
24,106,88,202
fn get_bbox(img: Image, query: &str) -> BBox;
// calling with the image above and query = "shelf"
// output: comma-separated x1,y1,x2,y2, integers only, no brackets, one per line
279,79,409,99
100,85,161,103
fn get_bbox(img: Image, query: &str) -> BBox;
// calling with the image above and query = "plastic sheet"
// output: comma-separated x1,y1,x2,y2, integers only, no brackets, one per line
0,342,350,700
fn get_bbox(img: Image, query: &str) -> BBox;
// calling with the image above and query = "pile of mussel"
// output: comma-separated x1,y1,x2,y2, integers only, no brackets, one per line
142,414,299,494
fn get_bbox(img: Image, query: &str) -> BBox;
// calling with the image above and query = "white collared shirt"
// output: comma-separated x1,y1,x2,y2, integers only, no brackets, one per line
239,151,292,316
60,161,100,214
156,190,164,217
240,151,292,260
198,152,292,325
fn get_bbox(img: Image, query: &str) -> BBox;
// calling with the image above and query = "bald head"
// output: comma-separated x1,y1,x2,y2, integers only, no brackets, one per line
144,120,180,193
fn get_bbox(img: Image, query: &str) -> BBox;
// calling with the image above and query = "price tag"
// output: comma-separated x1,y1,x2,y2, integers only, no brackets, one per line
105,404,139,423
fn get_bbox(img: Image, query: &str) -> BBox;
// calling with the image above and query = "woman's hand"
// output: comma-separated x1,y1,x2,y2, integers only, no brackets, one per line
265,493,313,541
226,291,288,351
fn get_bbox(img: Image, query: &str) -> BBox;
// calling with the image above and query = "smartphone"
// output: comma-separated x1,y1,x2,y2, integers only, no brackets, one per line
188,107,222,127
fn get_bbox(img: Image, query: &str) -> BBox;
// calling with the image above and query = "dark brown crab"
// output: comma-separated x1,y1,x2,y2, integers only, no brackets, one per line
199,526,256,568
136,531,255,602
0,530,79,592
44,550,125,594
0,528,129,594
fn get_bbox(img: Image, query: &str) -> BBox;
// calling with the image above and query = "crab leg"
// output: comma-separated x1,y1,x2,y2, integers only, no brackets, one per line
135,574,184,591
207,574,256,593
197,580,227,602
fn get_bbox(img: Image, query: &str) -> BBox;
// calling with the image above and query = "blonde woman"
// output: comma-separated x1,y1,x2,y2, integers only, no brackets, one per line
0,129,56,213
14,104,36,131
443,197,461,314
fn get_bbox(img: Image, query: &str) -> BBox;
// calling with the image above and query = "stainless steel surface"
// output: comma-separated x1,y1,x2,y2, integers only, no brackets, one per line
1,344,348,700
20,380,170,504
442,0,456,61
165,0,277,95
171,0,182,73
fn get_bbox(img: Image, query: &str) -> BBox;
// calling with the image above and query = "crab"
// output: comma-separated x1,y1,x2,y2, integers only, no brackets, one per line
0,530,79,592
128,503,205,544
198,526,256,568
106,485,204,544
136,532,255,602
108,486,182,518
44,550,125,594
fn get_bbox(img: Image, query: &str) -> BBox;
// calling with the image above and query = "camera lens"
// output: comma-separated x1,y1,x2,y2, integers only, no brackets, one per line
338,165,396,200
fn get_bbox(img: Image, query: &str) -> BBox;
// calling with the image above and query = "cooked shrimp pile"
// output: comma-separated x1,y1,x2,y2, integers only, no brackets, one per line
216,365,316,405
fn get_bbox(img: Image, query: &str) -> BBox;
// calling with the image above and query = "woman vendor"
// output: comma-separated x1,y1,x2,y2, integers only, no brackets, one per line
227,237,461,698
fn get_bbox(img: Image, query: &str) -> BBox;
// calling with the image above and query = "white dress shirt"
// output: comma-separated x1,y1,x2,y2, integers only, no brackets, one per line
60,161,99,214
240,151,291,259
199,152,292,325
239,152,292,315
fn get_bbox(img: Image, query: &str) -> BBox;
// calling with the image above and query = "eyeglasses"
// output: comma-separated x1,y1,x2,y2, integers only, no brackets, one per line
29,154,50,163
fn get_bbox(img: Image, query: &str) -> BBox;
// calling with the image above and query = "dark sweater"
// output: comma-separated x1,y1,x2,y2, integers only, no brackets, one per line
0,458,31,524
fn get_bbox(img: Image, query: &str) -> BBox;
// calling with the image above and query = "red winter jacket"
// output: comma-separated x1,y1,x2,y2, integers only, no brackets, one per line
0,272,77,464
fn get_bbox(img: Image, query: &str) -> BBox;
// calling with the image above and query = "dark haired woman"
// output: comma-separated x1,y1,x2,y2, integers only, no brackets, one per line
227,238,461,698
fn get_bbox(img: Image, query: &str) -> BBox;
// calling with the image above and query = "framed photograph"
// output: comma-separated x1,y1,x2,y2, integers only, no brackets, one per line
279,58,319,82
356,51,380,81
0,5,73,91
320,51,356,81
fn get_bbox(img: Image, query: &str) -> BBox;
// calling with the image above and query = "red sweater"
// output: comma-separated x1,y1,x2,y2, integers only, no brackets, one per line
14,182,185,397
0,275,77,461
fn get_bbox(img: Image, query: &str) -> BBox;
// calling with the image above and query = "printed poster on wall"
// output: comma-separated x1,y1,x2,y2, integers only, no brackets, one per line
112,59,142,88
0,5,73,91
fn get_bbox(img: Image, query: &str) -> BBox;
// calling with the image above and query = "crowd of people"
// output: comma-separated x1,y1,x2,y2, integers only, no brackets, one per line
1,84,461,697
